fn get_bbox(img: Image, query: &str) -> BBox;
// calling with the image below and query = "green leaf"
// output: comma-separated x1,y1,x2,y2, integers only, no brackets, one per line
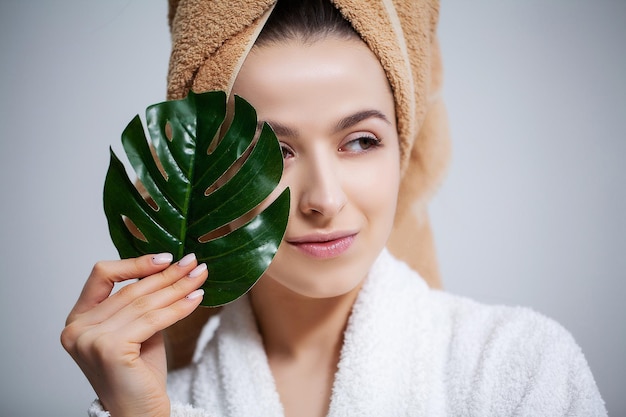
103,91,290,306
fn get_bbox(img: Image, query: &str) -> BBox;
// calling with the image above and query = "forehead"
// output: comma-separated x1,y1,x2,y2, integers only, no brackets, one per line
231,37,395,124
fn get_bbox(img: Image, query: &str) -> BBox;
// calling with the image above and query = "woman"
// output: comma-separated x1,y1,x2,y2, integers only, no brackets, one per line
61,1,606,416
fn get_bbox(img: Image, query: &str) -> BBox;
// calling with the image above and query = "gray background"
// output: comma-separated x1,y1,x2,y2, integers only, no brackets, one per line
0,1,623,416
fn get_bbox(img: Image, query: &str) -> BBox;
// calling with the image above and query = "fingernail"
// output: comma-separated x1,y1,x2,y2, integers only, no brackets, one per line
186,289,204,300
152,253,173,265
178,253,196,267
188,263,207,278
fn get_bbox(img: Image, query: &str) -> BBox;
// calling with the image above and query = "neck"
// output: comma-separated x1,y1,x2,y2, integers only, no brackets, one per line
249,277,361,360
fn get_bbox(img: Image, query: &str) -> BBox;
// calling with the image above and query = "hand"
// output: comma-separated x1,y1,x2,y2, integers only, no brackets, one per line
61,253,207,417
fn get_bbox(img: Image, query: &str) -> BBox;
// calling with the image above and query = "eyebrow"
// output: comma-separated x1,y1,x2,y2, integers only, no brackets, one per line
264,109,392,138
334,109,391,133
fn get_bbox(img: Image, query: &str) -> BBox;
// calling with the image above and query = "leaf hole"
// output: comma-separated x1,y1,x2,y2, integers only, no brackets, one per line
198,223,233,243
204,127,259,196
198,214,255,243
150,124,169,180
206,98,236,155
142,145,168,181
165,121,173,142
197,188,278,243
135,180,160,211
154,156,168,181
122,215,148,242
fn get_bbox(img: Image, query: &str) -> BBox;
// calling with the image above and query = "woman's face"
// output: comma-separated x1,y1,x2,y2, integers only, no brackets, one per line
232,36,400,299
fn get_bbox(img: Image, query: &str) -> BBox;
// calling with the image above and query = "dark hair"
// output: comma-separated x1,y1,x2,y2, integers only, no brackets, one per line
255,0,358,47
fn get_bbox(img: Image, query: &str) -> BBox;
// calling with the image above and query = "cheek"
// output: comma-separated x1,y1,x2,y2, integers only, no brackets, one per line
276,171,298,219
344,156,400,223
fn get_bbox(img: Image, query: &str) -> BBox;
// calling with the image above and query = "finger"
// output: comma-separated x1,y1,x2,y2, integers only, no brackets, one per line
69,253,174,319
98,262,208,333
61,257,204,358
79,290,205,360
74,254,200,326
123,288,206,345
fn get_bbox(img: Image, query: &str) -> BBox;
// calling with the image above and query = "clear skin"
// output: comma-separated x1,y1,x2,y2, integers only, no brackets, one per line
61,36,400,417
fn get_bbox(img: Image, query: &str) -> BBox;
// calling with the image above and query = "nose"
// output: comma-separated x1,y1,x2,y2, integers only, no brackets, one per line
297,154,347,218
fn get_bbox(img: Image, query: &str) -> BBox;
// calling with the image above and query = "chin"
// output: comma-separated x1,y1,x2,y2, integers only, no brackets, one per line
282,274,365,299
265,253,373,300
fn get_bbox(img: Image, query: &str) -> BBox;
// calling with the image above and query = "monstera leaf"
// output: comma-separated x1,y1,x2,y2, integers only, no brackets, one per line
103,90,290,306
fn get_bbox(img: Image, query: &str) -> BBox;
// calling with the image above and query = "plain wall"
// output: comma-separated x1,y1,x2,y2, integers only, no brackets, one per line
0,1,623,416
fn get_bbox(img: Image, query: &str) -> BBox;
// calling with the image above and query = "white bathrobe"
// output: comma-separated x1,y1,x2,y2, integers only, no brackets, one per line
90,249,606,416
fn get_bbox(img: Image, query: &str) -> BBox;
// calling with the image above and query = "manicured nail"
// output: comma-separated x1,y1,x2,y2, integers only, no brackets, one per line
152,253,173,265
188,263,207,278
186,289,204,300
178,253,196,267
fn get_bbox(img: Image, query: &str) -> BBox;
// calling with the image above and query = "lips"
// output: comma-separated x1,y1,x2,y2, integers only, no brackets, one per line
286,231,357,259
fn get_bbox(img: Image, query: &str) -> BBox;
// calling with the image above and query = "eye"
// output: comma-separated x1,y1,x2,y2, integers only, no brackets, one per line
340,135,382,153
280,143,295,160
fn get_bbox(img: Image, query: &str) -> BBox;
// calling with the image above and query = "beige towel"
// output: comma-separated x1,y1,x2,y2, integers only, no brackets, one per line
165,0,450,369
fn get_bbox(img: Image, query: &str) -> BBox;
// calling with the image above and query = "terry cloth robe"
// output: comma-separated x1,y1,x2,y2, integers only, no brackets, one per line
89,250,606,416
